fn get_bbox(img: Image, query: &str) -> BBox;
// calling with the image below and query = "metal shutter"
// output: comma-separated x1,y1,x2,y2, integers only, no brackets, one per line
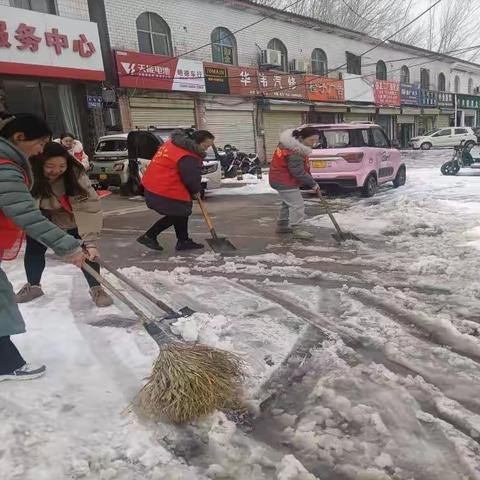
263,111,303,161
344,113,370,123
436,115,450,129
129,97,195,130
204,110,256,153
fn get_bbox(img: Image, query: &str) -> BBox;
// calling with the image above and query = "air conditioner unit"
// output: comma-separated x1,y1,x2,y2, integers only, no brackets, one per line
289,58,309,73
260,49,282,68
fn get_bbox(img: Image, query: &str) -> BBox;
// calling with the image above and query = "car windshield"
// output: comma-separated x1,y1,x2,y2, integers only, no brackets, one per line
96,139,127,152
152,130,176,142
315,129,370,149
424,129,440,136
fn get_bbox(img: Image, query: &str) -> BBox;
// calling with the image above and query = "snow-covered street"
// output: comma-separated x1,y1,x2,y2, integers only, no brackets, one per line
3,150,480,479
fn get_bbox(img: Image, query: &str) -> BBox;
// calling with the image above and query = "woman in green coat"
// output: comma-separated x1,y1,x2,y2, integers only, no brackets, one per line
0,112,85,382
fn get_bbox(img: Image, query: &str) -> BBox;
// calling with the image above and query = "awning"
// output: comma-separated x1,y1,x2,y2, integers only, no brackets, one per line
397,115,415,124
266,100,311,112
402,107,421,115
348,106,376,114
313,105,348,113
422,108,440,115
378,108,401,115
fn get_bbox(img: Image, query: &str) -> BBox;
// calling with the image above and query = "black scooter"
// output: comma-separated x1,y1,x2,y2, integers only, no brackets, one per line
441,141,480,176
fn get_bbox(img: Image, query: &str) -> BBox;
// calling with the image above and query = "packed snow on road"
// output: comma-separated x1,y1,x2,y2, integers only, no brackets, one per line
2,150,480,480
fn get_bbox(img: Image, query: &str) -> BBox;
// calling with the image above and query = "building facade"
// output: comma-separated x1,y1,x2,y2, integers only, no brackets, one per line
0,0,105,152
77,1,480,157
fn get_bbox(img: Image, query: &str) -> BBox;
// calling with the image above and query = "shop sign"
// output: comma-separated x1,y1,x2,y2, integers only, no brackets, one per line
306,76,344,102
437,92,454,109
374,80,400,106
227,66,261,96
86,95,102,109
116,51,206,92
203,63,229,94
400,83,419,106
419,89,437,107
457,94,480,110
0,5,104,80
257,71,306,99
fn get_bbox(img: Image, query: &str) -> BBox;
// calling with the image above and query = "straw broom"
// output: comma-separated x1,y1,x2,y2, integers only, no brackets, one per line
82,264,244,423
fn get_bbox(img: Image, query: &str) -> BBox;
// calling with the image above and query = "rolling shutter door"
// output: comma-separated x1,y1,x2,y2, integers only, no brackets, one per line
263,111,303,161
204,110,256,153
436,115,450,129
344,113,370,123
129,97,195,130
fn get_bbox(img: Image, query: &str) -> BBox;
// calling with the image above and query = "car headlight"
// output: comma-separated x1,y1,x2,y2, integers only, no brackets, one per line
202,163,218,174
113,162,125,171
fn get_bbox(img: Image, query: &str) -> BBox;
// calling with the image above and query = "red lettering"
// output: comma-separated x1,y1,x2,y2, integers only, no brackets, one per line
73,34,95,58
45,28,68,55
15,23,41,52
0,21,11,48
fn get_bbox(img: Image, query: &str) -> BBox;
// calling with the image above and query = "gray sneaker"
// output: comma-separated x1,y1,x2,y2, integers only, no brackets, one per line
16,283,44,303
292,228,315,240
0,363,46,382
90,286,114,308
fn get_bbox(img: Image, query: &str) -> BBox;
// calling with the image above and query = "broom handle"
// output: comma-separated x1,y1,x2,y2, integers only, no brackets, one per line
195,194,219,240
82,263,173,343
99,262,177,316
316,190,344,236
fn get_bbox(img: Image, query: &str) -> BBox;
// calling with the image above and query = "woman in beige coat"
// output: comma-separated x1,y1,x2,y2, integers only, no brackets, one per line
16,142,112,307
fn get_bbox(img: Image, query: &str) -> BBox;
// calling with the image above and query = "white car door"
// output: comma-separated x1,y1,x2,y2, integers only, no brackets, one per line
430,128,452,147
453,128,471,146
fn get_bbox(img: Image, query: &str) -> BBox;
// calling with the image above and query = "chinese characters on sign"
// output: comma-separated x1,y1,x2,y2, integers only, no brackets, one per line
419,89,437,107
258,71,305,99
86,95,103,109
204,63,230,94
374,80,401,106
228,66,261,96
306,76,345,102
400,83,419,106
437,92,454,109
457,95,480,110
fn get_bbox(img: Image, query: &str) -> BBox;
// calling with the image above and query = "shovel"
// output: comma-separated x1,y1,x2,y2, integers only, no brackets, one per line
316,189,361,243
100,261,195,320
195,193,237,254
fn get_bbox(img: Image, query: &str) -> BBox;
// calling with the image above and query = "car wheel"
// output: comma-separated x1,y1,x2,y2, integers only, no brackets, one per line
420,142,432,150
393,165,406,188
361,174,377,197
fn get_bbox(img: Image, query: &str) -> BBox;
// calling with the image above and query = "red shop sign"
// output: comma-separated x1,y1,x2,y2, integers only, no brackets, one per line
374,80,400,106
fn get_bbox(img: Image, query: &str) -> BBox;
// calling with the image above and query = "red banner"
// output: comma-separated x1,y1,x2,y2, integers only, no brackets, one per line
257,71,306,99
374,80,400,106
306,76,344,102
227,66,261,96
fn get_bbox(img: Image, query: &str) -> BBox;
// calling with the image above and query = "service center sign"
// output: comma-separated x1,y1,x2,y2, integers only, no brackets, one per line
374,80,400,106
0,5,104,81
116,50,206,93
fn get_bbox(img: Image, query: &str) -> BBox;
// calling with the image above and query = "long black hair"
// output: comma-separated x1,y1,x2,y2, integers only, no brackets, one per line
0,112,52,140
292,127,319,140
30,142,88,199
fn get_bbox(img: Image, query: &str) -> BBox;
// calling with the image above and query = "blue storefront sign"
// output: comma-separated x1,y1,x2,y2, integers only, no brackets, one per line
419,89,437,107
400,83,419,105
86,95,103,109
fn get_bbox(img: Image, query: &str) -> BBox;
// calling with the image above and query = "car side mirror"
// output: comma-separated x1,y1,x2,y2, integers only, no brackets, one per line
391,139,400,148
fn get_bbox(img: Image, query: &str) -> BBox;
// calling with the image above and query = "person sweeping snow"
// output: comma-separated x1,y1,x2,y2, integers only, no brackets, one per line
269,127,320,240
0,113,85,382
15,142,113,308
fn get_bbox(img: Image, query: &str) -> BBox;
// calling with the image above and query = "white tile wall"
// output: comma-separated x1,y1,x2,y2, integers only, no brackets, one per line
1,0,90,20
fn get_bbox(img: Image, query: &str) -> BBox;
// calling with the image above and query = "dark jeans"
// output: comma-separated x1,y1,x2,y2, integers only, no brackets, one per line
24,228,100,288
145,216,189,242
0,336,26,374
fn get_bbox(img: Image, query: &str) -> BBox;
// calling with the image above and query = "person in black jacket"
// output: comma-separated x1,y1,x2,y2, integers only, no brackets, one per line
138,129,215,251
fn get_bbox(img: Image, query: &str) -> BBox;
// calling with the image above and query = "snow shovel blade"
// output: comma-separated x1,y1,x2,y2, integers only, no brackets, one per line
206,236,237,253
160,306,196,321
332,231,361,243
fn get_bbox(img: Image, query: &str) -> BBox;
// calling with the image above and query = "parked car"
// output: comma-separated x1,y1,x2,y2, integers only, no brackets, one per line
305,123,406,197
409,127,477,150
89,127,221,196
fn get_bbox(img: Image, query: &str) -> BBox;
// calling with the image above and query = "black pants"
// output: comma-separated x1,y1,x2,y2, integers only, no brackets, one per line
24,228,100,288
145,216,189,242
0,336,26,375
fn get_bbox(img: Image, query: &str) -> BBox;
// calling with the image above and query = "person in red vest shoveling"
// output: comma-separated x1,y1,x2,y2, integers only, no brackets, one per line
138,129,215,252
269,127,321,240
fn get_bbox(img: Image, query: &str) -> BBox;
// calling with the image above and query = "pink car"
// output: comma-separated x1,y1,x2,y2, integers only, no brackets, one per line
306,123,406,197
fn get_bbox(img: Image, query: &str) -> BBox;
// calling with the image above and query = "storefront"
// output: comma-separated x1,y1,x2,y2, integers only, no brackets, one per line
0,5,104,144
456,95,480,127
305,77,345,123
374,80,401,139
344,106,375,123
344,74,376,123
115,50,206,130
399,84,420,146
437,92,455,128
418,90,439,134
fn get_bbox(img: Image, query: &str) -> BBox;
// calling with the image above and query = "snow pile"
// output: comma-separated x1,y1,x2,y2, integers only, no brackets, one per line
213,173,275,196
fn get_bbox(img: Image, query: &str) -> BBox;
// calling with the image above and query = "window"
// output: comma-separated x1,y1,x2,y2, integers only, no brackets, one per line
317,129,370,148
10,0,56,13
136,12,172,56
400,65,410,84
376,61,387,81
95,139,128,153
453,76,460,93
311,48,328,76
372,128,390,148
438,73,446,91
346,52,362,75
420,68,430,89
455,128,468,135
468,78,473,94
432,129,451,137
211,27,237,65
267,38,288,72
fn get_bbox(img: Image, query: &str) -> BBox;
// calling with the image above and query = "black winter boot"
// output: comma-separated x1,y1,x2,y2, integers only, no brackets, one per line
137,234,163,251
176,239,205,251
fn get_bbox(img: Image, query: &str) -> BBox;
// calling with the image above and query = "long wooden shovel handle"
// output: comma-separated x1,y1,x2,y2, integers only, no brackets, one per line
195,193,218,239
82,263,173,343
316,189,344,237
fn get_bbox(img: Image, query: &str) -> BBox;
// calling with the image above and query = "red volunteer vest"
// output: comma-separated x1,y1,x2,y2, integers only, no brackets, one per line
0,159,30,260
269,146,311,187
142,140,202,202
